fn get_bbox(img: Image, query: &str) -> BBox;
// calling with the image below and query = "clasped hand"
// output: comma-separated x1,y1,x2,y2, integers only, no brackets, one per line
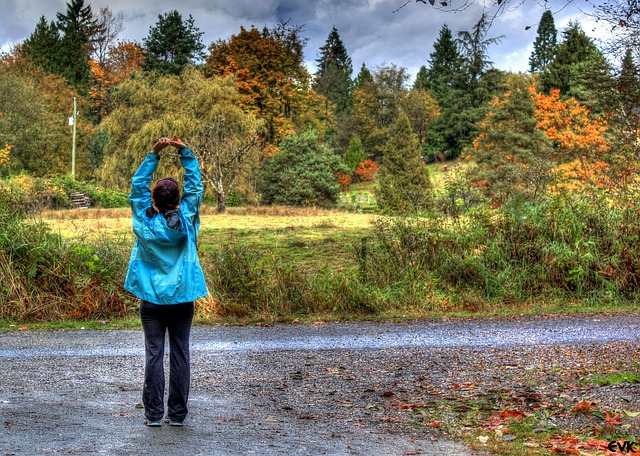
152,135,186,154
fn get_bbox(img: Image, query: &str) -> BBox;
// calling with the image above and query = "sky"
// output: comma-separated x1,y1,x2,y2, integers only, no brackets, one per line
0,0,611,82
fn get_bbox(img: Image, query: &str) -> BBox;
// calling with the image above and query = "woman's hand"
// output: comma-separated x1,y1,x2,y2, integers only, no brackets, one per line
168,135,186,149
152,137,171,154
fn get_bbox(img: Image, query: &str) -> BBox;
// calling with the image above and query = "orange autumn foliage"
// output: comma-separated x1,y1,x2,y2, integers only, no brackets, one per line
335,172,352,190
354,159,379,182
529,85,610,156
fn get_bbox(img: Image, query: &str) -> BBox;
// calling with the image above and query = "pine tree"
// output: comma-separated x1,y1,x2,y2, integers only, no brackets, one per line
354,63,373,89
413,65,429,91
424,25,462,103
619,48,640,112
376,112,432,213
427,14,505,160
55,0,97,89
143,10,205,75
20,16,61,73
470,79,554,204
529,10,557,73
314,27,354,117
541,22,600,96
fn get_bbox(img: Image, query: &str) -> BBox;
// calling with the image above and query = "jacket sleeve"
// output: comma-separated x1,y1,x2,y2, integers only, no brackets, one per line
178,147,203,220
129,153,159,229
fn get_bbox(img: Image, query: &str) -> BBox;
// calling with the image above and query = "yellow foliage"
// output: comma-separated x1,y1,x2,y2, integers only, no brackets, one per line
0,144,12,167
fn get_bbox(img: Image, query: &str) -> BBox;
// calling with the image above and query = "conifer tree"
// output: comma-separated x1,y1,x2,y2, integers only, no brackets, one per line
469,79,554,204
541,22,600,96
413,65,429,91
376,112,432,213
354,63,373,89
143,10,205,75
529,10,557,73
55,0,97,89
314,27,354,117
20,16,61,74
424,25,462,103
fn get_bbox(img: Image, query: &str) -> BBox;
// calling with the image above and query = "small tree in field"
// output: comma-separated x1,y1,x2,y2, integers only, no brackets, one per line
376,112,433,213
260,131,349,207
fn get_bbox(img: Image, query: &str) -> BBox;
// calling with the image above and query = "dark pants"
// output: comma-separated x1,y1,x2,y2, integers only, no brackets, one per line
140,300,194,422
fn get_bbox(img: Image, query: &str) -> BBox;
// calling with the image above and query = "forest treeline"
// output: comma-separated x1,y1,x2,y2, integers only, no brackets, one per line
0,0,637,214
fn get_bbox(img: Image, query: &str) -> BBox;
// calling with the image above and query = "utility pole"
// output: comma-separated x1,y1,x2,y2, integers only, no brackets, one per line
71,97,77,180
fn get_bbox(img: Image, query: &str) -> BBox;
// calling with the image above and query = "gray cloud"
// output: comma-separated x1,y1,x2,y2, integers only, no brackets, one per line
1,0,605,81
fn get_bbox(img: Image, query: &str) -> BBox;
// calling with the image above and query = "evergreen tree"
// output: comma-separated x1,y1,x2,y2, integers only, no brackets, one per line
55,0,96,89
529,10,557,73
343,135,366,174
259,131,349,208
143,10,205,75
426,14,505,160
354,63,373,88
618,48,640,113
20,16,61,73
413,65,429,91
424,25,462,103
376,112,432,213
541,22,600,96
314,27,354,117
469,78,554,204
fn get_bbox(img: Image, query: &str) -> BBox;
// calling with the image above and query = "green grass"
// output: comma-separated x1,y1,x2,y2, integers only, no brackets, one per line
588,371,640,386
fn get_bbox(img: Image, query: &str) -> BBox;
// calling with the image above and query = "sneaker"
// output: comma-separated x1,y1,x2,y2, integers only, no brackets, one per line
144,420,162,427
165,418,184,427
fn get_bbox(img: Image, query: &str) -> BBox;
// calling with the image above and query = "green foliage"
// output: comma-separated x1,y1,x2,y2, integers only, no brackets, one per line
0,187,129,321
468,76,554,205
55,0,96,90
424,25,462,103
143,10,205,75
376,112,433,213
425,17,506,159
314,27,354,117
3,174,128,211
541,21,609,106
20,16,61,73
99,67,261,200
260,131,349,208
204,242,380,318
529,10,557,73
353,64,410,161
357,194,640,307
343,136,366,174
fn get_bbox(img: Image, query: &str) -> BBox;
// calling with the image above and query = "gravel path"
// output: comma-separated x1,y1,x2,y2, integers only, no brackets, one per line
1,313,638,456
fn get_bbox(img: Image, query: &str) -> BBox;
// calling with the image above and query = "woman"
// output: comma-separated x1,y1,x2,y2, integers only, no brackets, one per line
125,135,208,427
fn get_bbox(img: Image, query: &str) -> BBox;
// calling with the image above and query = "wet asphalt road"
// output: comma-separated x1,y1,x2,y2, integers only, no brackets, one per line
0,313,638,456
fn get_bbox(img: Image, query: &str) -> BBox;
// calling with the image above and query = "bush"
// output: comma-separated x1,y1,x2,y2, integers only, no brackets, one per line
1,174,129,212
0,187,131,321
260,131,350,208
355,194,640,308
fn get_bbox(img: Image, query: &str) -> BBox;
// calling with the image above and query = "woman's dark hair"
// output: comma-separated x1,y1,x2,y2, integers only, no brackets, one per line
152,178,180,211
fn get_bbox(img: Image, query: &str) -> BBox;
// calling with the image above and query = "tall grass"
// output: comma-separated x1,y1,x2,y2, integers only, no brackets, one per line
355,193,640,310
0,186,131,321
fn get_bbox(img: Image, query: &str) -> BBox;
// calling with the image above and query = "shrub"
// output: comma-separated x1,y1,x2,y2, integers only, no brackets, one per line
0,187,131,321
260,131,350,208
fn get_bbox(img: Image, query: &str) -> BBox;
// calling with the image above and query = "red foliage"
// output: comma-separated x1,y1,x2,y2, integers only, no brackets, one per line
354,159,379,182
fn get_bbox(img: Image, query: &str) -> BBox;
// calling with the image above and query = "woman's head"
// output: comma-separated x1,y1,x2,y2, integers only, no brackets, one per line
152,178,180,211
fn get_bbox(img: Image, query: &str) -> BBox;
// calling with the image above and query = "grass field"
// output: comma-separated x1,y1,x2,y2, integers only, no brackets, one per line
42,205,376,274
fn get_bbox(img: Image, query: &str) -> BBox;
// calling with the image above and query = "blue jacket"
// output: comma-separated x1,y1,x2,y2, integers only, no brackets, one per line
124,148,208,304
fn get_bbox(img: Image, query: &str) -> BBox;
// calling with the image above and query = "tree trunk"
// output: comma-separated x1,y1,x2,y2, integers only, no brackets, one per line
217,192,227,213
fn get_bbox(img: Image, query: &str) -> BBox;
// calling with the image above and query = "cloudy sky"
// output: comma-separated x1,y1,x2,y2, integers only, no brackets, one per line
0,0,609,82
